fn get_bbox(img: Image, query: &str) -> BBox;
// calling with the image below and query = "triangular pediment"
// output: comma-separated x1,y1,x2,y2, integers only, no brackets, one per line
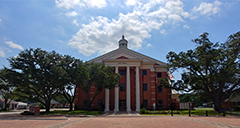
88,48,167,66
117,56,129,59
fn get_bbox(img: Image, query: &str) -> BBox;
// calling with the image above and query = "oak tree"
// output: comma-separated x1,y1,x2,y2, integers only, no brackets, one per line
164,32,240,112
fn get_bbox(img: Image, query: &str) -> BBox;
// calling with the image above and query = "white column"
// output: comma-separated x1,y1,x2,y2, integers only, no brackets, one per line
135,66,140,111
114,66,119,112
126,66,131,111
104,89,109,112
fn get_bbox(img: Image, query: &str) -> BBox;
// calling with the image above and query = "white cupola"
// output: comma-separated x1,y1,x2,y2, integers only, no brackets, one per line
118,35,128,48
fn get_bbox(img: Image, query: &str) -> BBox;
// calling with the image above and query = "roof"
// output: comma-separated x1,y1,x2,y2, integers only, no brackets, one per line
51,99,62,104
17,102,27,106
88,47,167,66
1,99,18,104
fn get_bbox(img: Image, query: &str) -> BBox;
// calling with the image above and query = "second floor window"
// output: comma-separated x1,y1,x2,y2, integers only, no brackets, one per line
142,70,147,75
157,72,162,78
120,70,125,76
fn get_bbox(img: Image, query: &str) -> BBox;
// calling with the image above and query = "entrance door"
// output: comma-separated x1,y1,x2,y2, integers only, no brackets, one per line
119,100,126,111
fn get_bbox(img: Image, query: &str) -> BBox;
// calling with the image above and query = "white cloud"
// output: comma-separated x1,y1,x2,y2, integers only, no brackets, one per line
72,20,79,26
66,11,77,17
0,49,5,57
168,14,183,23
55,0,80,9
183,24,189,28
192,0,222,16
82,0,107,8
55,0,106,9
125,0,137,6
160,30,165,34
0,47,11,58
4,41,24,51
0,19,2,22
67,0,191,56
147,44,152,47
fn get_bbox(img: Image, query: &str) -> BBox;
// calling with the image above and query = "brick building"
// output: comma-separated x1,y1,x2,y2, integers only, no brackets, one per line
74,35,179,111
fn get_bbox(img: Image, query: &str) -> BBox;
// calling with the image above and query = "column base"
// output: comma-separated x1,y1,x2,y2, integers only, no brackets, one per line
127,109,131,112
104,108,109,112
114,109,119,112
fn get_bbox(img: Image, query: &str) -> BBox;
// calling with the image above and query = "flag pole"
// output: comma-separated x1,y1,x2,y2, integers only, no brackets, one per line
142,72,144,108
154,68,158,110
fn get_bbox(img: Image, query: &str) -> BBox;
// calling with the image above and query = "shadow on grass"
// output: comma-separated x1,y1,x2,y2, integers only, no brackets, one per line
40,110,104,116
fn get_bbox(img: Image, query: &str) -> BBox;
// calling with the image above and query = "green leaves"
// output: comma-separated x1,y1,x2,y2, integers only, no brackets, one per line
164,31,240,112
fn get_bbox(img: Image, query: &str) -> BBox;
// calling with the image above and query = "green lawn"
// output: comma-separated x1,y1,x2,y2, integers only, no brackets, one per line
40,110,103,115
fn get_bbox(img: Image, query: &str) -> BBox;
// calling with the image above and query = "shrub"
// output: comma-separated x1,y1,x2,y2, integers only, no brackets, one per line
139,108,146,114
234,107,240,111
21,111,34,115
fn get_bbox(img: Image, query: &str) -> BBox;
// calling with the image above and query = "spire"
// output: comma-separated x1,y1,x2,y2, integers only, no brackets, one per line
118,35,128,48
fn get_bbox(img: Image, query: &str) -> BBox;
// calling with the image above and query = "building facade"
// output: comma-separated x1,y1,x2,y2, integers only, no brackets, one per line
74,35,179,111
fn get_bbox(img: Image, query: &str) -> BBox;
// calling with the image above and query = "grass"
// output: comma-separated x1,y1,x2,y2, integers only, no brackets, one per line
40,110,104,116
141,109,239,116
0,109,10,112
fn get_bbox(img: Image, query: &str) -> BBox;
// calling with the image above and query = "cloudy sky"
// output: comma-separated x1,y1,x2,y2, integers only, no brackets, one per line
0,0,240,80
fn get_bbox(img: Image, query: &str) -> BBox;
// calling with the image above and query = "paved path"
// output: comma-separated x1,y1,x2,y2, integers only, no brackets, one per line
0,111,240,128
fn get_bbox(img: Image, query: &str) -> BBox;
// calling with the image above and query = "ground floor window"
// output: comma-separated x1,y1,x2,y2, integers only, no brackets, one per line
98,99,104,110
158,100,163,108
158,85,162,92
97,99,102,108
143,99,148,109
143,83,147,91
120,83,125,91
83,100,87,108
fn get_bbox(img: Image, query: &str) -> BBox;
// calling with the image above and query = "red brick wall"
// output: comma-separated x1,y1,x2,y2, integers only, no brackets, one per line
74,68,171,110
222,102,235,110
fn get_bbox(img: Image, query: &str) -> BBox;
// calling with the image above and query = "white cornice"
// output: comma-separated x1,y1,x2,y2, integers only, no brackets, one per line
88,47,167,67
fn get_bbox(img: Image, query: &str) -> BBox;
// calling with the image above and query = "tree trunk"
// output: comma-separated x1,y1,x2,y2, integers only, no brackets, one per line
45,100,51,113
213,98,223,113
4,98,8,111
87,93,92,111
69,102,73,111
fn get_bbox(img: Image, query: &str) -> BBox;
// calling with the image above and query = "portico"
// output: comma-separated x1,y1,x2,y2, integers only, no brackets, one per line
104,60,141,112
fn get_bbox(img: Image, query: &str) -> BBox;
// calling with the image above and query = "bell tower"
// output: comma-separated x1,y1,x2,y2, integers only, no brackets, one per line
118,35,128,48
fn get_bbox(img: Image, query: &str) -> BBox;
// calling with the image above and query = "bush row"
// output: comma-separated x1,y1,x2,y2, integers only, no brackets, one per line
139,108,180,114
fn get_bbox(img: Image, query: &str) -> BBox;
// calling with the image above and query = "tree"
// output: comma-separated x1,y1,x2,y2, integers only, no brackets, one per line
77,63,121,111
59,56,84,111
163,32,240,112
179,92,211,107
8,48,69,113
0,68,17,111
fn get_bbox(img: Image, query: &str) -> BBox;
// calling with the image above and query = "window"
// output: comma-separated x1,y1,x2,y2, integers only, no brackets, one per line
143,83,147,91
120,70,125,76
157,72,162,78
97,99,103,108
158,85,162,92
158,100,163,108
83,100,88,108
120,83,125,91
142,70,147,75
143,100,148,109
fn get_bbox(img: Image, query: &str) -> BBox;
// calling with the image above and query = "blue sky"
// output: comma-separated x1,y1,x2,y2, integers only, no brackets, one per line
0,0,240,80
